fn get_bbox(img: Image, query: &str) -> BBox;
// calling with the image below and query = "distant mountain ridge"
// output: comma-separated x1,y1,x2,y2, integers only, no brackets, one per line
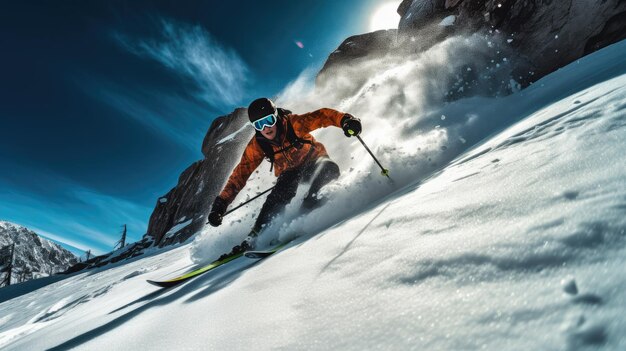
0,221,77,286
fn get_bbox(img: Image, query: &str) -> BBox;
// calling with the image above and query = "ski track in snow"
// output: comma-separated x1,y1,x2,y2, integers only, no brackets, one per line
0,40,625,350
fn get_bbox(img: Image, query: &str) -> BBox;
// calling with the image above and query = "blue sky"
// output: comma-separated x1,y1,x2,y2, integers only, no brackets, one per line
0,1,399,256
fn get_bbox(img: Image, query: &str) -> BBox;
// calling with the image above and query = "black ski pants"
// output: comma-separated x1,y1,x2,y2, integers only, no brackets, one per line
253,157,340,232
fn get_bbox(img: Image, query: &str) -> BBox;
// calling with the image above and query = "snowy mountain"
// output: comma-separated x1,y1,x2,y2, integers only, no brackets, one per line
0,221,77,286
0,37,624,350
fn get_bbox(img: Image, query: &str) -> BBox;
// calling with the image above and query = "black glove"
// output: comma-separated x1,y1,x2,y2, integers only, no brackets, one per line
341,114,361,137
208,196,228,227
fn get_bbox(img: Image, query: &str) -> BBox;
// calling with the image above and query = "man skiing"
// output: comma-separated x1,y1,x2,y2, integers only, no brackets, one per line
207,97,362,257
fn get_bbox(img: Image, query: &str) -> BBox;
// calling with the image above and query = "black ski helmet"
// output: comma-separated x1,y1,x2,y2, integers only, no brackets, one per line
248,98,277,122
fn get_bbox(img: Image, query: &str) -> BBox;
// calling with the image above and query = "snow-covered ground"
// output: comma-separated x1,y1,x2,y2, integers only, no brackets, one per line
1,40,625,350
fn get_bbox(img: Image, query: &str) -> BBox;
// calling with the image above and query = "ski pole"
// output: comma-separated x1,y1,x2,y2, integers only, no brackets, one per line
349,132,390,179
226,186,275,216
206,186,275,224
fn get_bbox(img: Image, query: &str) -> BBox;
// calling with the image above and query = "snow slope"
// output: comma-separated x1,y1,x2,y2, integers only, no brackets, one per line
0,40,625,350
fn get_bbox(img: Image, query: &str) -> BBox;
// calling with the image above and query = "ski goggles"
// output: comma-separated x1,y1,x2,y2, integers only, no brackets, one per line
251,113,278,131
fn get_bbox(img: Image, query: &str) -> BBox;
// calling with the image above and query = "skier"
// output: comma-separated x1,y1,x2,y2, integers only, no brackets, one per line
207,97,362,258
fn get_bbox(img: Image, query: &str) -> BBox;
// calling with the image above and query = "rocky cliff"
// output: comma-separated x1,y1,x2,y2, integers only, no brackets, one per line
394,0,626,85
316,29,398,90
146,108,255,246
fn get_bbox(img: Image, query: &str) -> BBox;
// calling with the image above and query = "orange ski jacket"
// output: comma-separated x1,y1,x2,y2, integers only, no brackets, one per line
218,108,346,206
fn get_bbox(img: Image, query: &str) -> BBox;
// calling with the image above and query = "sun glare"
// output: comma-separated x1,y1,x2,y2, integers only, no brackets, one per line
369,2,401,31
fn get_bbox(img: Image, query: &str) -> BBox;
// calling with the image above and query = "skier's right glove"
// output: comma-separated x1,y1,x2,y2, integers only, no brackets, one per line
208,196,228,227
341,114,362,137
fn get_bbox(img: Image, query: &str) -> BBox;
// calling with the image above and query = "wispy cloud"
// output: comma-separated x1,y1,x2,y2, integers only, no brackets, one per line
91,83,208,152
69,187,150,236
63,222,116,248
28,226,95,255
115,19,249,109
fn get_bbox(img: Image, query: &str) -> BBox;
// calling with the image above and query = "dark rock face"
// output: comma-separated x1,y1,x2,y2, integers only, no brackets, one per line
316,25,514,103
146,108,254,246
316,29,399,98
396,0,626,85
398,0,446,31
317,29,398,86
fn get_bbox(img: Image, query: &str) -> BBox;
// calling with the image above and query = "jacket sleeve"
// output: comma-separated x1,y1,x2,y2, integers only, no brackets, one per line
218,137,265,206
290,108,346,135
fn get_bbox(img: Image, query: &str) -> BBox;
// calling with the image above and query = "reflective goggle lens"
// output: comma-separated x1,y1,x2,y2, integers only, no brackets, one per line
252,113,277,131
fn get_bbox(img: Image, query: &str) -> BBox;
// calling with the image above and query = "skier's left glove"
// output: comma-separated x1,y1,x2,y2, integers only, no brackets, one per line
208,196,227,227
341,114,361,137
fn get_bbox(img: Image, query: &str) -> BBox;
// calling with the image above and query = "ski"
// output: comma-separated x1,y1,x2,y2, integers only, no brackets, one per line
147,239,295,288
146,252,242,288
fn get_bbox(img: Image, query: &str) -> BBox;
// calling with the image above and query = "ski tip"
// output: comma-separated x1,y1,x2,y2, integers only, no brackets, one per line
146,279,166,288
147,279,181,288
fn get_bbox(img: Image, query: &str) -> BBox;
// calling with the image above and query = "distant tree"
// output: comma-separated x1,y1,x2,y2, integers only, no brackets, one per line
17,269,31,284
0,244,15,287
114,225,128,250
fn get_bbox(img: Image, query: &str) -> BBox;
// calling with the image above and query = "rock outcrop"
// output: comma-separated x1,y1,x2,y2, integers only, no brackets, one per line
395,0,626,85
317,29,398,86
146,108,254,246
